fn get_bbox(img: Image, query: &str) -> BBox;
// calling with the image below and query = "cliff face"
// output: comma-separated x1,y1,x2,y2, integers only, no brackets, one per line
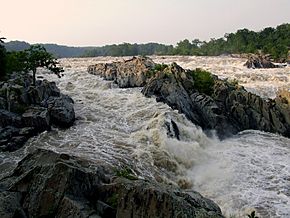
0,72,75,152
88,57,290,139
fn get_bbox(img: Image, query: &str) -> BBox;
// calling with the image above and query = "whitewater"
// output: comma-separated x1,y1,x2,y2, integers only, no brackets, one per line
0,56,289,218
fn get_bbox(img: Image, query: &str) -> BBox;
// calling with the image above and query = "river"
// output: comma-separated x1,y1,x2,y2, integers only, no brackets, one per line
1,56,289,218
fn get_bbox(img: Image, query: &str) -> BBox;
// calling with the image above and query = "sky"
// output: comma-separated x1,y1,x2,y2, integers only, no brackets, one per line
1,0,289,46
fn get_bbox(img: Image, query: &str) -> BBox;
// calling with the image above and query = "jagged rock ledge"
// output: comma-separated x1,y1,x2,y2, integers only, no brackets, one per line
0,72,75,152
244,54,287,69
88,56,290,139
0,149,224,218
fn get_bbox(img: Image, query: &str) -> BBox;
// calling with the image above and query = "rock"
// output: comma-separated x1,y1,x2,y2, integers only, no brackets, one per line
212,80,290,137
22,107,50,131
0,110,22,127
0,126,20,145
143,63,290,138
3,136,28,152
0,126,36,152
244,55,278,69
0,191,27,218
0,97,7,109
142,63,238,138
0,73,75,152
0,149,224,218
46,95,75,127
88,56,155,88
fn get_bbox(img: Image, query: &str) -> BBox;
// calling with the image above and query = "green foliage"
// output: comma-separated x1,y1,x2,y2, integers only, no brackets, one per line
115,167,138,180
24,45,64,85
107,193,119,208
83,43,174,57
147,63,168,78
5,51,27,75
0,44,6,80
154,63,168,71
247,211,259,218
173,23,289,60
191,68,215,95
4,23,289,60
1,43,63,84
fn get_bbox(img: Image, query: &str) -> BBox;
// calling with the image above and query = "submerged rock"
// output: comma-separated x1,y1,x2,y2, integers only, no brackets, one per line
0,72,75,152
0,149,224,218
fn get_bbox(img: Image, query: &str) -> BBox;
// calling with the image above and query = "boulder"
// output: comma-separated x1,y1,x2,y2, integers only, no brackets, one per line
0,149,224,218
22,107,50,131
45,95,75,127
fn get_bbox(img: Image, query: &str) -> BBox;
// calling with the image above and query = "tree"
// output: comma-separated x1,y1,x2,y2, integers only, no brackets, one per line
0,37,6,43
0,37,7,80
23,45,64,85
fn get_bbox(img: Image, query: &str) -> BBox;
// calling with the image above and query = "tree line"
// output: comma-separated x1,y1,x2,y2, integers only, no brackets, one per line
2,23,289,62
83,23,289,61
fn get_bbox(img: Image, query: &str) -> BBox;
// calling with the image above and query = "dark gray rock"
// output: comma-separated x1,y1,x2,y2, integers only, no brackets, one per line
22,107,50,132
0,73,75,152
0,149,224,218
0,110,22,127
244,55,278,69
46,95,75,127
142,63,290,138
0,191,27,218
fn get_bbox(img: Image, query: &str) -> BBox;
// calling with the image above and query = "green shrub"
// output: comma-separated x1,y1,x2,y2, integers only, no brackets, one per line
107,193,119,208
154,63,168,71
146,63,168,78
191,68,215,95
116,167,138,180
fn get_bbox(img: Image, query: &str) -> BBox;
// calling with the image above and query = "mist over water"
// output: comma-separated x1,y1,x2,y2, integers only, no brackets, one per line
1,56,289,217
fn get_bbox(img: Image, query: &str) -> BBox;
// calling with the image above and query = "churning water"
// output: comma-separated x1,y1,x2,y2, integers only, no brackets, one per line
1,56,289,218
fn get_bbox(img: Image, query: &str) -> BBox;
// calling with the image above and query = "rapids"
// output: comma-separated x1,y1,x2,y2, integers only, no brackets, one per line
0,56,289,218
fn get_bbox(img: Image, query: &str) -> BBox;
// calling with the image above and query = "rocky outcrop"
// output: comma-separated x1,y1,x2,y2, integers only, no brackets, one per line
0,149,224,218
244,55,279,69
0,72,75,152
212,80,290,137
89,57,290,138
142,64,239,138
88,56,155,88
142,63,290,138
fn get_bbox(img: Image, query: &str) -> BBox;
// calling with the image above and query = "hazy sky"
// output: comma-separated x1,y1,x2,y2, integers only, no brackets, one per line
1,0,289,46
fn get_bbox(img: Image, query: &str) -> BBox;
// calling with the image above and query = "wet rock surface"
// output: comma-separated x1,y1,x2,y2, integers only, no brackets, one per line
89,57,290,138
0,149,224,218
0,72,75,152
